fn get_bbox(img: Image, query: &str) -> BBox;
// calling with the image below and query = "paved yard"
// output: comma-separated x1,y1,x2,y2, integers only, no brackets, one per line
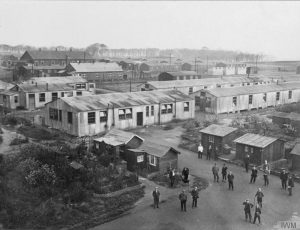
91,126,300,230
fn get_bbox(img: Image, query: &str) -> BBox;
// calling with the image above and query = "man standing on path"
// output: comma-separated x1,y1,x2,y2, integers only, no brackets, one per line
207,144,212,160
255,188,264,208
242,199,254,223
191,186,199,208
250,166,258,184
280,169,288,190
221,163,228,182
152,187,160,209
182,167,189,183
169,168,176,188
262,160,270,186
212,163,219,183
244,154,250,173
228,171,234,190
288,175,294,196
179,190,187,212
198,143,203,159
253,203,262,225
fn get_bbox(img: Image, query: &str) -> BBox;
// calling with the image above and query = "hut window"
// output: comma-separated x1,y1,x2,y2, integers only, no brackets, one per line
49,108,58,120
61,92,64,97
88,112,96,124
149,155,156,166
151,105,154,116
146,106,150,117
232,97,237,106
184,102,190,112
167,104,173,113
76,91,82,96
249,95,253,105
68,112,73,124
276,92,280,101
137,155,144,163
245,146,248,152
119,109,125,120
14,96,18,103
89,83,95,88
263,93,267,102
100,111,107,123
250,147,254,154
76,83,86,89
161,105,167,114
288,91,292,99
126,108,132,119
189,87,193,93
208,135,214,143
52,92,58,101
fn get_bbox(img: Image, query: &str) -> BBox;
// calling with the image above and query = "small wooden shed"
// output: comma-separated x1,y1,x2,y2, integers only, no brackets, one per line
234,133,285,166
290,143,300,170
199,124,238,159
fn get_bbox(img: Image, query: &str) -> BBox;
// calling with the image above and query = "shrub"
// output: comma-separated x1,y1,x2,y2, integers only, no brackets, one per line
2,115,18,126
9,137,29,146
98,154,112,167
69,182,88,203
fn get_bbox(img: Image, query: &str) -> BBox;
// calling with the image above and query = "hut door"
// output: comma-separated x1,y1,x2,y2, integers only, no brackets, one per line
28,94,35,110
137,112,143,126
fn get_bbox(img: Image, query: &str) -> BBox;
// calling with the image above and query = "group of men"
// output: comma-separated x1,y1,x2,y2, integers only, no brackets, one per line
178,186,199,211
212,163,235,190
242,188,264,225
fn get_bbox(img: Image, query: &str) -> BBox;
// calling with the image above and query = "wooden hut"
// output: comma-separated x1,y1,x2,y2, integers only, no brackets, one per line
290,143,300,170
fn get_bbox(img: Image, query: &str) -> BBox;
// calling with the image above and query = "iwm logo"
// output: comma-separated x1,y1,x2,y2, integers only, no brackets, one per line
279,221,300,229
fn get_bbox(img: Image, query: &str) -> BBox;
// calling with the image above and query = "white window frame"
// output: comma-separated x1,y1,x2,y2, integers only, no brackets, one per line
149,155,156,166
208,135,214,143
137,155,144,163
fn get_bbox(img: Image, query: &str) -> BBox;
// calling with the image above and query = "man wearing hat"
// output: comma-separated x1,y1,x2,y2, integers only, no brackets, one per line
152,187,160,209
191,186,199,208
242,199,254,222
179,189,187,212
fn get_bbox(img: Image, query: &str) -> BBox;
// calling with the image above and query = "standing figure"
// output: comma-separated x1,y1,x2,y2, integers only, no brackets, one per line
198,143,203,159
262,160,270,186
191,186,199,208
228,171,234,190
179,190,187,212
287,175,294,196
152,187,160,209
221,163,228,182
280,169,288,190
244,154,250,173
243,199,254,222
250,166,258,184
182,167,190,183
214,146,219,161
212,163,219,183
207,144,212,160
255,188,264,208
169,168,176,188
253,204,262,225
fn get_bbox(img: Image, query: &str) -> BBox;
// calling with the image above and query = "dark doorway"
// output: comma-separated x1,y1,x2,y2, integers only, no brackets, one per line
137,112,143,126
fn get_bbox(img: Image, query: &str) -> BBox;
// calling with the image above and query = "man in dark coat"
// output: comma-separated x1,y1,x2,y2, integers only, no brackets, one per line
222,163,228,182
250,166,258,184
242,199,254,222
182,167,189,183
244,154,250,173
207,144,212,160
212,163,219,183
255,188,264,208
288,175,294,196
169,168,176,187
280,169,288,190
228,171,234,190
152,187,160,208
191,186,199,208
179,190,187,212
253,204,262,225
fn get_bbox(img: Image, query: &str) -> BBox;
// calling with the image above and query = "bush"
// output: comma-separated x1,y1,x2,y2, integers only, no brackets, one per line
98,154,112,167
2,115,18,126
9,137,29,146
69,182,88,203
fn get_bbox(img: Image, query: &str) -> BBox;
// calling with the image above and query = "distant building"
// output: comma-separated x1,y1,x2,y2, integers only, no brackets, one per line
1,55,18,68
66,62,124,85
44,90,195,137
200,124,238,159
18,65,66,78
208,63,247,76
234,133,285,165
198,82,300,114
139,62,182,78
290,143,300,170
158,71,201,81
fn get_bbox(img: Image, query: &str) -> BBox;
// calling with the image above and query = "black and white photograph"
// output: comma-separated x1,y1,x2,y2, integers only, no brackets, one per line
0,1,300,229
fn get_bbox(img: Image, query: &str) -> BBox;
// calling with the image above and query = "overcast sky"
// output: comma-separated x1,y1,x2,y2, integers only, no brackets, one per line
1,1,300,60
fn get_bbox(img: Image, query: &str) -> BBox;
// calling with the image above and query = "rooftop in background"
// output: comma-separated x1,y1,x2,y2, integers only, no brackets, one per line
21,50,94,60
203,82,300,97
134,141,180,157
290,143,300,156
60,89,193,112
68,62,123,73
22,65,66,70
200,124,237,137
234,133,278,148
23,76,87,84
94,129,144,146
0,80,14,91
16,83,74,93
163,71,199,76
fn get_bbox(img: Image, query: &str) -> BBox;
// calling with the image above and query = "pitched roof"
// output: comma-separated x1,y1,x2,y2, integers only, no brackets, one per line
22,65,66,70
17,83,74,92
0,90,19,96
0,80,14,91
234,133,278,148
290,143,300,156
25,76,87,84
94,129,144,146
23,50,94,60
164,71,199,77
200,124,237,137
59,90,193,112
69,62,123,73
203,82,300,98
135,141,180,158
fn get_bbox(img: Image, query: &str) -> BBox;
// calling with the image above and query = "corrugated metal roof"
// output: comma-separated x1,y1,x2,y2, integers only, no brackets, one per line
94,129,144,146
0,80,14,91
0,90,18,96
22,65,66,70
200,124,237,137
135,141,180,158
18,83,74,92
60,90,193,112
234,133,278,148
26,76,87,84
204,82,300,97
24,50,94,60
290,143,300,156
69,62,123,73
